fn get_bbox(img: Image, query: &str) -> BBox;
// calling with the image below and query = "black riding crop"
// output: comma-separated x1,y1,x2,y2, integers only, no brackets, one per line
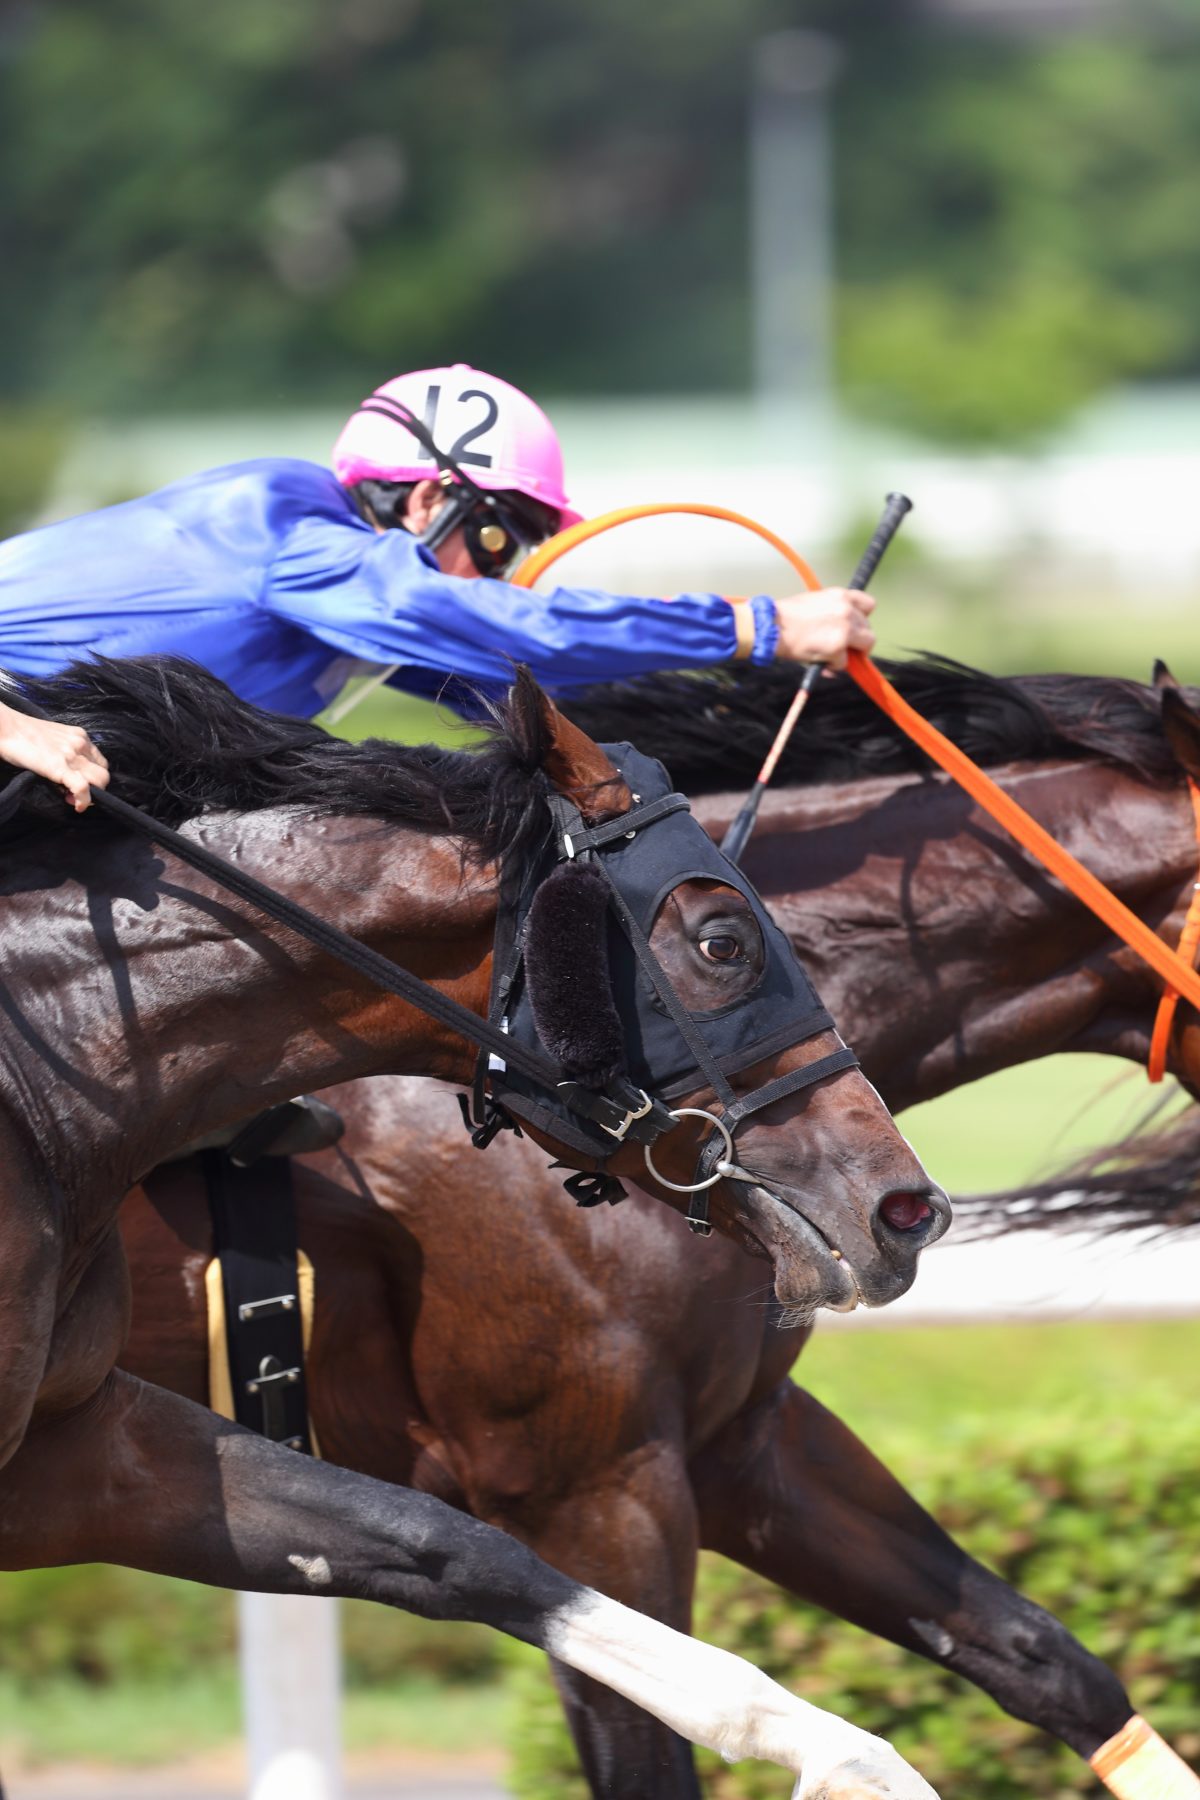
719,492,913,866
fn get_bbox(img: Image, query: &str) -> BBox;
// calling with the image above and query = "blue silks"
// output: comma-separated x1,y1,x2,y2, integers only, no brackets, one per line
0,458,765,718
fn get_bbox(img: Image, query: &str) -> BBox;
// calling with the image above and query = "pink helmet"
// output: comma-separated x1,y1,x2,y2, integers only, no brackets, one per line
332,364,582,528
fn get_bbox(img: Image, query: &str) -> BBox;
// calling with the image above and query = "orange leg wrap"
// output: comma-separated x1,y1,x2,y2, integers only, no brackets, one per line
1090,1716,1200,1800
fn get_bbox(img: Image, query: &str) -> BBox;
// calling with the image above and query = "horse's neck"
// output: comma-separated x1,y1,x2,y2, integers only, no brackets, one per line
0,808,497,1193
697,759,1196,1109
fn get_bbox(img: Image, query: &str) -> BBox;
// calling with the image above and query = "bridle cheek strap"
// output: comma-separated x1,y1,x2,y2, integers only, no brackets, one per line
1148,776,1200,1082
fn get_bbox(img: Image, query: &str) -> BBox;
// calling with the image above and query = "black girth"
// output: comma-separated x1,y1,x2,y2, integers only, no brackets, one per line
204,1147,313,1453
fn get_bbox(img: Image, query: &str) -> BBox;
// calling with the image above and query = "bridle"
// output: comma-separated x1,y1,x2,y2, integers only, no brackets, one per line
1148,776,1200,1083
474,744,857,1233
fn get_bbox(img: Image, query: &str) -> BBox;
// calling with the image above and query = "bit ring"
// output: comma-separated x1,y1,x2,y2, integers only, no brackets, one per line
643,1108,734,1193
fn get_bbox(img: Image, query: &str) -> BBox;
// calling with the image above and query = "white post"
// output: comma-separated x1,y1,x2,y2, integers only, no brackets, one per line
238,1591,344,1800
749,29,843,441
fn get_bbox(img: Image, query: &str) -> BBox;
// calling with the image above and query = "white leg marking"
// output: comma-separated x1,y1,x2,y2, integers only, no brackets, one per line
909,1617,956,1659
547,1590,940,1796
287,1552,332,1587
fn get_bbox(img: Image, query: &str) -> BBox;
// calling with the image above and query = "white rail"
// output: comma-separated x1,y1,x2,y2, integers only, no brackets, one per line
239,1591,343,1800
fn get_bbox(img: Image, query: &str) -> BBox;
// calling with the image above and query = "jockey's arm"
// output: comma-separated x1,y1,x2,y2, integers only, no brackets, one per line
265,518,876,694
0,700,109,811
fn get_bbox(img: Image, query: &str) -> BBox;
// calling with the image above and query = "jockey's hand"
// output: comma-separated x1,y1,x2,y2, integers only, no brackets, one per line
0,703,110,812
774,588,877,670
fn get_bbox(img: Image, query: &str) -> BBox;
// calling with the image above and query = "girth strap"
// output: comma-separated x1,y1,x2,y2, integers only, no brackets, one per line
204,1148,314,1454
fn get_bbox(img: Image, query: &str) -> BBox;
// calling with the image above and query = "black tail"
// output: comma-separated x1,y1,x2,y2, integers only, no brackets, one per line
954,1099,1200,1237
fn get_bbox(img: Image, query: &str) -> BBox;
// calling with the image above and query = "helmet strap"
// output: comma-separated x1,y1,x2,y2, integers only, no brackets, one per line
357,395,494,510
355,392,510,565
419,476,476,554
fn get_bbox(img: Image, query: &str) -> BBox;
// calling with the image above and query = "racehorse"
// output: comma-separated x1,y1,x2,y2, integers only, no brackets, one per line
117,656,1200,1799
0,654,948,1798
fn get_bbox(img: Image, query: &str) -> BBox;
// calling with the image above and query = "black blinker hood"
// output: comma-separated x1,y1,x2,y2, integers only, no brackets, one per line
481,744,854,1205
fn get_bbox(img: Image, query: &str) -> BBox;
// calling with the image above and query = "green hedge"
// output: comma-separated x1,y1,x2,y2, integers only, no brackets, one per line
0,1569,498,1691
506,1407,1200,1800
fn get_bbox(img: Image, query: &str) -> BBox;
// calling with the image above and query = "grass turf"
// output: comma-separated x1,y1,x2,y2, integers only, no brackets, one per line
0,1669,513,1770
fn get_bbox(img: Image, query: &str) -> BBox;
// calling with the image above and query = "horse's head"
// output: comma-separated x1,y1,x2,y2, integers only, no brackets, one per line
503,675,950,1318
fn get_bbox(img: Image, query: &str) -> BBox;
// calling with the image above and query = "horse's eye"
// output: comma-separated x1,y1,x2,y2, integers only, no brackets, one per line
699,934,742,964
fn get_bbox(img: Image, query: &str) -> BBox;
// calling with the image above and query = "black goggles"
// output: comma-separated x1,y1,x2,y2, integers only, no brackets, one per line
461,493,556,577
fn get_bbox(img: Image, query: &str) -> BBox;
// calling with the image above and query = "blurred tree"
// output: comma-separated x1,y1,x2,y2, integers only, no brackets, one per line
0,0,1197,440
836,24,1199,439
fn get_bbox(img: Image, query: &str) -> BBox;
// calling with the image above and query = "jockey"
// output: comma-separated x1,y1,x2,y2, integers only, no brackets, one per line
0,363,875,809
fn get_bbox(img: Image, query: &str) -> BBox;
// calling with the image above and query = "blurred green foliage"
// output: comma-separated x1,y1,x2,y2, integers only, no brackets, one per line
1,2,1199,439
0,407,67,538
0,1569,495,1690
507,1399,1200,1799
0,1565,234,1687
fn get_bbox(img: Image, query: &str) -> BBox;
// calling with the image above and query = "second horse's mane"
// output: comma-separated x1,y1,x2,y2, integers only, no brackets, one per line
3,652,1184,868
561,656,1182,794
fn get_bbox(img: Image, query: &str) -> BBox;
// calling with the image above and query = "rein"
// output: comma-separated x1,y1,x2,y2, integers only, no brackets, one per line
56,783,589,1101
516,506,1200,1076
1149,776,1200,1082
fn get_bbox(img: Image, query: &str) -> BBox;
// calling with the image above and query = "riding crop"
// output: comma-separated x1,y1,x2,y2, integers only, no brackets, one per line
719,491,912,865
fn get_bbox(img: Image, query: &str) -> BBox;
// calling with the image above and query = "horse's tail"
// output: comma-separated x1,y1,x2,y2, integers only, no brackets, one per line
953,1100,1200,1237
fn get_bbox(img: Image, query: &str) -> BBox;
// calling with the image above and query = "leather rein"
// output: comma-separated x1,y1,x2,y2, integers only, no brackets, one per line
1149,776,1200,1083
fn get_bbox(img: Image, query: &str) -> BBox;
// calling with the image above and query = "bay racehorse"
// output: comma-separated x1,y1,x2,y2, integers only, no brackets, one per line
0,654,948,1799
117,656,1200,1798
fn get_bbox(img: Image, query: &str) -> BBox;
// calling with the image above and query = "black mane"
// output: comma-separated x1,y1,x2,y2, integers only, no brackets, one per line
2,656,556,865
4,654,1180,867
560,657,1180,793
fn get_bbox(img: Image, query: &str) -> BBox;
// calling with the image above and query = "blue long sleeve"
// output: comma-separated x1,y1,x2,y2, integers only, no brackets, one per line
265,510,740,696
0,458,765,719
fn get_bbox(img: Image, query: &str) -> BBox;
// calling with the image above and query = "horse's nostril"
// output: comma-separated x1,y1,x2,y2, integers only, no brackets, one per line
880,1191,934,1232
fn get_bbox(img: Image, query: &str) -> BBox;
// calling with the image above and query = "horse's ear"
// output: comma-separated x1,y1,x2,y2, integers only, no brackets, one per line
524,682,633,824
1160,686,1200,781
1153,658,1180,691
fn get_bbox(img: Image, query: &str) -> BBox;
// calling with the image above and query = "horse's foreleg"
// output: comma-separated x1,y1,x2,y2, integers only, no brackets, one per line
690,1379,1143,1767
509,1443,703,1799
0,1372,939,1799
